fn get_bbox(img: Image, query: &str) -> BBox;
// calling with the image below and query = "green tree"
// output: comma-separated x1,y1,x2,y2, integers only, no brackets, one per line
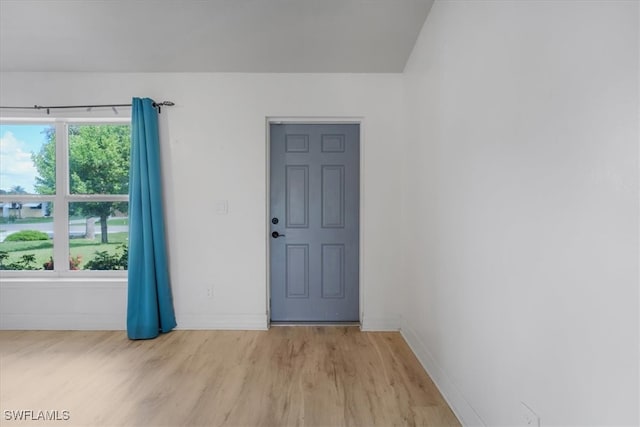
32,125,130,243
32,126,56,196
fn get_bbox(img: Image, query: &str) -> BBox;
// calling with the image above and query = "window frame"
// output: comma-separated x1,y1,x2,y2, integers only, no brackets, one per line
0,117,131,277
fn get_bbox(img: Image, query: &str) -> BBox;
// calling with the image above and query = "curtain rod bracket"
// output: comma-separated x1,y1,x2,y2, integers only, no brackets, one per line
152,101,175,114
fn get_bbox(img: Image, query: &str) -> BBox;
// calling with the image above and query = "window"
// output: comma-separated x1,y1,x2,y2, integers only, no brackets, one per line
0,120,130,273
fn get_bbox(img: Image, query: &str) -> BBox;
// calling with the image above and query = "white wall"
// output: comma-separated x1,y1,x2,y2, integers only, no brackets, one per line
0,72,405,330
401,1,639,426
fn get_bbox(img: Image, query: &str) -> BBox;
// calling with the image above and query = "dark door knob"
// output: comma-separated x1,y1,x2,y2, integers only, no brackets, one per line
271,217,279,224
271,231,285,238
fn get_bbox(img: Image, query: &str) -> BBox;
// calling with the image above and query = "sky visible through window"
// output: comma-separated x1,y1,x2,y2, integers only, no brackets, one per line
0,124,51,194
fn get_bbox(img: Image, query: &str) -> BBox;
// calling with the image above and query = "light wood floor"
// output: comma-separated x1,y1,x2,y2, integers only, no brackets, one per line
0,327,460,427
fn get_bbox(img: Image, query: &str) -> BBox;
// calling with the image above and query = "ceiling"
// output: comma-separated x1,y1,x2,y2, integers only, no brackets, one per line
0,0,433,73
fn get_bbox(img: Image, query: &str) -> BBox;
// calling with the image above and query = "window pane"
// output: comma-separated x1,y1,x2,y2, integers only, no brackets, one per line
68,124,130,195
0,124,55,195
69,202,128,270
0,202,53,270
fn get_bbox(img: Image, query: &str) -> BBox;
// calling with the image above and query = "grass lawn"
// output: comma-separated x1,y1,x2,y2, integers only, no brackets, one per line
0,232,128,270
106,218,128,226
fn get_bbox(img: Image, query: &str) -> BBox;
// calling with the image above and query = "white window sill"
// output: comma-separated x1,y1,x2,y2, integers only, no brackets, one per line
0,274,127,287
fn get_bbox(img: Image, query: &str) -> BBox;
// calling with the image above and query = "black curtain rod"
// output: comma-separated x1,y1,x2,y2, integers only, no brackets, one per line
0,101,175,114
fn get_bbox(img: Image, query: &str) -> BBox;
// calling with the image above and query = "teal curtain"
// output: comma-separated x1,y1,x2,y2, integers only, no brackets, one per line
127,97,176,339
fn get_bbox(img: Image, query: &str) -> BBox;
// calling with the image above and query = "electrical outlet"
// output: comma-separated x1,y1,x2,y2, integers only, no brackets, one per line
520,402,540,427
206,287,213,298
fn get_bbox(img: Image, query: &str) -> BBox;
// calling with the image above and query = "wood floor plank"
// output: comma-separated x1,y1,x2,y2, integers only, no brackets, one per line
0,327,460,427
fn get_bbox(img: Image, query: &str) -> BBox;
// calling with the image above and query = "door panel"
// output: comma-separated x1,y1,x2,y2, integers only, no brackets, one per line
321,244,345,299
270,123,359,322
321,165,345,228
286,244,309,298
286,166,309,228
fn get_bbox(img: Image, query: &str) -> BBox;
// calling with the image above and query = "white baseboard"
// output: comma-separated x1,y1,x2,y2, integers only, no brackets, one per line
360,314,401,331
176,313,268,330
0,313,125,330
0,313,269,331
400,318,485,427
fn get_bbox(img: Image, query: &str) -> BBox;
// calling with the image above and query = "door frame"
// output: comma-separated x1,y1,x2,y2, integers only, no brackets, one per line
265,117,364,327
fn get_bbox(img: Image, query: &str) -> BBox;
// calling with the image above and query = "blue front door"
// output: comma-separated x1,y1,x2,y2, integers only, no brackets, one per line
270,123,360,322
